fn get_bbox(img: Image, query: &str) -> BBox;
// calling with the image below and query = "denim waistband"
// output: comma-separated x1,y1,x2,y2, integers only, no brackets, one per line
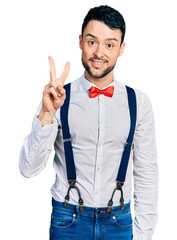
52,198,131,218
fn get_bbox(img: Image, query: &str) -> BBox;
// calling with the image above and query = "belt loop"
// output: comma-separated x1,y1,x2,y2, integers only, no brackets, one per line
76,205,80,220
110,206,115,219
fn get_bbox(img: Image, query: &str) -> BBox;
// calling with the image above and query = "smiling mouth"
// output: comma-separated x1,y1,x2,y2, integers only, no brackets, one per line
90,59,107,68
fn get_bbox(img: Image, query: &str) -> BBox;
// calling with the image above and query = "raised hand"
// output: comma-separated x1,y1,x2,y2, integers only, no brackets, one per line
38,56,70,127
42,56,70,112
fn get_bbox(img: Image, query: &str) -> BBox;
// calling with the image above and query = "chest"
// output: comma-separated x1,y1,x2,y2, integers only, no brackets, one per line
68,93,130,147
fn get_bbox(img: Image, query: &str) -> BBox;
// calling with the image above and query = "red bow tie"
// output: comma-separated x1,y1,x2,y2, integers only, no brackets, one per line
89,86,114,98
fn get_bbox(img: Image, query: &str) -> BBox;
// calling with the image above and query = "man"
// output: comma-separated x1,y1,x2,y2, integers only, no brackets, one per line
19,5,158,240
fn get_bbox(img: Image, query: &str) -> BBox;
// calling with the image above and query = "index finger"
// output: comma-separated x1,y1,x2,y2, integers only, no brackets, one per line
57,62,70,86
48,56,57,82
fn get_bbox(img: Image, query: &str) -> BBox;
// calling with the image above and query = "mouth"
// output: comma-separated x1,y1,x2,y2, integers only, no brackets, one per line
90,59,107,69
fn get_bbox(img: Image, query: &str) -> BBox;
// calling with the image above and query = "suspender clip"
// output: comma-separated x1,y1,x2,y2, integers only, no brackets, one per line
120,200,124,210
79,198,84,211
117,182,125,210
106,181,125,212
63,180,76,208
68,180,76,188
124,142,132,148
64,179,85,211
116,181,124,189
63,138,72,142
107,199,113,212
63,199,69,208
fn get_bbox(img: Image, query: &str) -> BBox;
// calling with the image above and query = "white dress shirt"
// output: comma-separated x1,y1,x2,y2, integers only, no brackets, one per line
19,74,158,240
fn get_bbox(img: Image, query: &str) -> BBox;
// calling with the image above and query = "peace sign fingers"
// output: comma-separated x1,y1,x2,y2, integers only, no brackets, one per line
57,61,70,86
48,56,70,87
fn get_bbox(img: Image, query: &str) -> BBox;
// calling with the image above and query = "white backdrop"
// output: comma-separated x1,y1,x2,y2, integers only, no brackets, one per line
0,0,176,239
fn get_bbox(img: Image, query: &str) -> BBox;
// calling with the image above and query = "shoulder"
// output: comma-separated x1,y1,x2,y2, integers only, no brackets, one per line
133,88,153,111
118,82,154,124
64,76,85,92
114,79,152,105
132,88,155,129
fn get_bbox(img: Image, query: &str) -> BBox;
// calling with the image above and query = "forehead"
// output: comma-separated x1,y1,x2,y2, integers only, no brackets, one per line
83,20,122,41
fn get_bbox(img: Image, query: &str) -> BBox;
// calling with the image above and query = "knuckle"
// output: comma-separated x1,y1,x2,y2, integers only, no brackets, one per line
50,81,56,87
49,86,55,91
57,86,62,92
44,82,51,89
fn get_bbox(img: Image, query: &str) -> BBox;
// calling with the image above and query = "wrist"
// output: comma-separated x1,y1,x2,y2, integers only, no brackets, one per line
37,108,57,127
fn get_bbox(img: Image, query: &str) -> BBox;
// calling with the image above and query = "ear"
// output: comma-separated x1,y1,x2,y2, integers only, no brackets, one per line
118,42,126,57
79,35,83,50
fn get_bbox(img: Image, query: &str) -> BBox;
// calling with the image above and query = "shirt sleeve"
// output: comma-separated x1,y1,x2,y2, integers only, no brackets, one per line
19,100,60,178
132,90,158,240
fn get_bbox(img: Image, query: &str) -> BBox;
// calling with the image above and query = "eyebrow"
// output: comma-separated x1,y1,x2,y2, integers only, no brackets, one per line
85,33,119,42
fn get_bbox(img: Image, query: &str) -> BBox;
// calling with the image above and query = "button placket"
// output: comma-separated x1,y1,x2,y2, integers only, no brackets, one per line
94,94,105,205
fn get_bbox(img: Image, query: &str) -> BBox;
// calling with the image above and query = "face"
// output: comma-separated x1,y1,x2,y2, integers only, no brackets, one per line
79,20,125,79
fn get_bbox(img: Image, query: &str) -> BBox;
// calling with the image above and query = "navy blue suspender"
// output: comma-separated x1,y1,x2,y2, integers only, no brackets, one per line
60,83,84,211
107,86,137,211
60,83,76,180
60,83,137,211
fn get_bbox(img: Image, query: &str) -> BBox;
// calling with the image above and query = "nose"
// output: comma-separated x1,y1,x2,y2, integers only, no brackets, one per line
94,44,104,59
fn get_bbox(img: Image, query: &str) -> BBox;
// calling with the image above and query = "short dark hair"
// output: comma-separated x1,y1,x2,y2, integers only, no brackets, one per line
81,5,126,44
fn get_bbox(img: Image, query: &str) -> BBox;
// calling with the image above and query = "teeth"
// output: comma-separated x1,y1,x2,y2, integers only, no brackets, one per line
93,61,104,64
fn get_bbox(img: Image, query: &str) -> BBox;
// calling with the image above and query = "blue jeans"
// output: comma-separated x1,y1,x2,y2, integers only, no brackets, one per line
49,198,133,240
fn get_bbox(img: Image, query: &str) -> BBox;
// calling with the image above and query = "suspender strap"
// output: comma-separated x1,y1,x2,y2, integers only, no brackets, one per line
60,83,76,180
117,86,137,182
107,86,137,212
60,83,136,212
60,83,84,211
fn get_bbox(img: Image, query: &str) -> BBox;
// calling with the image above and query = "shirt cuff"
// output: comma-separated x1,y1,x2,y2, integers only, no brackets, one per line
133,234,152,240
32,114,57,138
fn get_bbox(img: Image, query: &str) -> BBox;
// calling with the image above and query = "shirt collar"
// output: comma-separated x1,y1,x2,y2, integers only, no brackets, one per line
80,73,115,91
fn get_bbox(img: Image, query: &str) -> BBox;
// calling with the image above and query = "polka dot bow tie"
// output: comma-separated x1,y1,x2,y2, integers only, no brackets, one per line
89,86,114,98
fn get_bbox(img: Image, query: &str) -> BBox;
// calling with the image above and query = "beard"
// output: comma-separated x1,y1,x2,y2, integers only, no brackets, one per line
81,57,116,79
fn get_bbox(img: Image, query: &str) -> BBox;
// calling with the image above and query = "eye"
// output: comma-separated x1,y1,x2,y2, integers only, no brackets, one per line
88,40,95,45
107,43,113,48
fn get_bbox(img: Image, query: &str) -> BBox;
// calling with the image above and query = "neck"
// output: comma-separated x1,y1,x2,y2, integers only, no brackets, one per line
84,71,114,89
